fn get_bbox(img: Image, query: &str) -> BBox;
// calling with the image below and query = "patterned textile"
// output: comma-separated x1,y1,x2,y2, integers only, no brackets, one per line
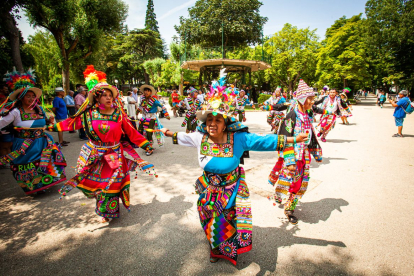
181,97,201,132
232,109,246,122
267,110,285,133
318,114,337,138
274,148,310,207
197,167,252,265
51,106,153,218
10,142,66,195
200,132,234,157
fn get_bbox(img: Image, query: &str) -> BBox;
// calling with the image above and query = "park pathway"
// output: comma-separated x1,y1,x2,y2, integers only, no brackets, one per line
0,95,413,275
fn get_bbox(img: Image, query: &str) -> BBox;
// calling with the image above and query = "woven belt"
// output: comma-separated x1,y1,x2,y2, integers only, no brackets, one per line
15,129,44,139
89,140,120,148
203,167,240,187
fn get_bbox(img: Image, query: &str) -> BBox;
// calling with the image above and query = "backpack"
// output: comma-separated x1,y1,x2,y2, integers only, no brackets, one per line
402,99,414,114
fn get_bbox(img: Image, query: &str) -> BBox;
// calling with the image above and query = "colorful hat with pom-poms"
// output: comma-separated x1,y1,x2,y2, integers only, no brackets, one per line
196,68,235,122
343,87,351,93
83,65,118,103
0,68,42,113
296,79,315,105
323,85,329,91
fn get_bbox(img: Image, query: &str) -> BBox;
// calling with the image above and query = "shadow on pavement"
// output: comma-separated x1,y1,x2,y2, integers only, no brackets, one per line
310,157,347,168
326,138,357,143
296,198,349,224
275,247,397,276
234,222,346,275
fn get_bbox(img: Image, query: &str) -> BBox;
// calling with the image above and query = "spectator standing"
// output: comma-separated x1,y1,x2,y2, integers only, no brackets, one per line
64,90,76,133
171,89,181,117
197,89,205,104
389,90,410,137
74,87,88,140
52,87,68,146
132,87,140,105
126,91,138,119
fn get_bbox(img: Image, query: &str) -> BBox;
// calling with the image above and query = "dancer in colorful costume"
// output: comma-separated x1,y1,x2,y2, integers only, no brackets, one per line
263,87,287,133
161,72,308,265
339,92,353,124
0,69,66,195
48,65,155,222
181,87,201,133
137,84,170,155
315,88,351,142
268,80,328,224
232,90,254,122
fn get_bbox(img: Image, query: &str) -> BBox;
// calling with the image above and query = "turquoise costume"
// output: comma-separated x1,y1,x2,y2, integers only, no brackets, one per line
172,119,287,265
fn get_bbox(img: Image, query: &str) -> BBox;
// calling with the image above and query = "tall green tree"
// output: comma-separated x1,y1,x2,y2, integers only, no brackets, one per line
175,0,268,56
118,28,164,84
265,23,320,92
145,0,159,33
24,30,62,97
143,58,166,89
365,0,414,91
25,0,128,93
317,14,370,91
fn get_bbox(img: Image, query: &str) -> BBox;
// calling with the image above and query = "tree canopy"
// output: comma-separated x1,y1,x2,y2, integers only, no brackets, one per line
25,0,128,92
317,14,370,91
175,0,267,50
145,0,160,33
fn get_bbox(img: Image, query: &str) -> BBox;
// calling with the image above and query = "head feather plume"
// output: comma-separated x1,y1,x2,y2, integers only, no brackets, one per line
83,65,107,91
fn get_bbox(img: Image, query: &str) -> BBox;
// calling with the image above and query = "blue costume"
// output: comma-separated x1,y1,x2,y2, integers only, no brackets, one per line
0,106,66,194
172,119,287,265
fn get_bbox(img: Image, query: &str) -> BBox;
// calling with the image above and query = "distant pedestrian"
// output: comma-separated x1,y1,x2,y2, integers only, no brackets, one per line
126,91,138,119
364,90,368,99
74,86,88,140
389,90,410,138
64,90,76,133
52,87,69,146
378,91,386,108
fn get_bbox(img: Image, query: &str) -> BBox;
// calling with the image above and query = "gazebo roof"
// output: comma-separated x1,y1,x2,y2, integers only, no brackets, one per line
180,59,271,72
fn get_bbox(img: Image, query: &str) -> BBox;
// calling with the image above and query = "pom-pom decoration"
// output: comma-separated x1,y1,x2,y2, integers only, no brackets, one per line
83,65,107,92
343,87,351,93
323,85,329,91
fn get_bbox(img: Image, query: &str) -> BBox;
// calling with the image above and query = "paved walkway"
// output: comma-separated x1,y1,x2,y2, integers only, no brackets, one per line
0,95,412,275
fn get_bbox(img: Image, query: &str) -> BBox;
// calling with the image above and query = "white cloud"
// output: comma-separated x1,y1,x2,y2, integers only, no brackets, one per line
158,0,196,21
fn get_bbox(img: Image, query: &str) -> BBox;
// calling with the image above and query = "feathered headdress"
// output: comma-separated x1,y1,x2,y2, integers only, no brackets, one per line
0,68,42,113
197,68,236,122
70,65,120,119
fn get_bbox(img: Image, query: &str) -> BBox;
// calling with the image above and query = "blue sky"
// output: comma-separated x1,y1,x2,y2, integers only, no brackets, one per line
17,0,367,45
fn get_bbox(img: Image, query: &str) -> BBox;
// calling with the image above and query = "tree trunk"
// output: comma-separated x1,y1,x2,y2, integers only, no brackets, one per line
179,71,184,95
62,61,70,95
4,12,24,72
144,71,150,84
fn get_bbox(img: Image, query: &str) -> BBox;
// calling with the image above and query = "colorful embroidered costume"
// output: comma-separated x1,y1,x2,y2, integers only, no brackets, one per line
138,94,169,147
0,69,66,195
268,80,325,222
50,106,153,218
264,96,287,133
315,95,351,140
49,65,154,218
172,120,288,265
232,95,253,122
0,106,66,195
181,95,202,132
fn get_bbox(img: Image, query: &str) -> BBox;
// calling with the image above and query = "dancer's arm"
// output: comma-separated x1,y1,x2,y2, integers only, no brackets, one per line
121,116,152,150
47,115,83,132
161,129,201,148
0,109,18,129
313,96,326,106
240,132,307,152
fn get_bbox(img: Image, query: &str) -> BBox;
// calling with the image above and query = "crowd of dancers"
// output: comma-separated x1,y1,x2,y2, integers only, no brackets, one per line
0,66,354,265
